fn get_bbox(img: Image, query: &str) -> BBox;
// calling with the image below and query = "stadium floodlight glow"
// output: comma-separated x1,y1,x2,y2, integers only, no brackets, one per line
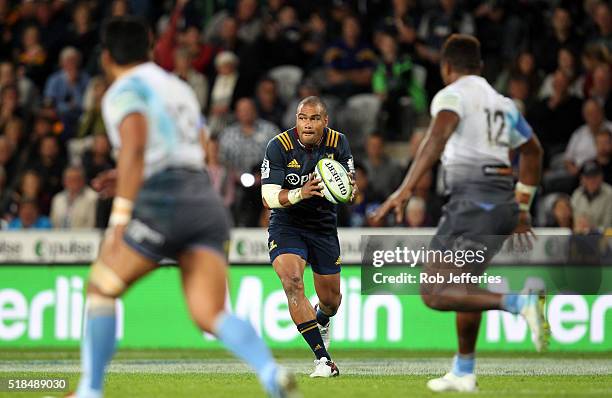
240,173,255,188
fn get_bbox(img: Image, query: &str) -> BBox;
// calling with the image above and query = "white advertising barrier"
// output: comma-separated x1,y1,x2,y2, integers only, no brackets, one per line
229,227,573,264
0,228,573,264
0,230,101,263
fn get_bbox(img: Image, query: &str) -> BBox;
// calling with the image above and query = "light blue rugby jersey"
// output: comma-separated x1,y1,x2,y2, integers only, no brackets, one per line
102,62,204,180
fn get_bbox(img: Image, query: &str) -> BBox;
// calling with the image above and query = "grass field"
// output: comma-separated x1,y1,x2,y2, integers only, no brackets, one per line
0,349,610,397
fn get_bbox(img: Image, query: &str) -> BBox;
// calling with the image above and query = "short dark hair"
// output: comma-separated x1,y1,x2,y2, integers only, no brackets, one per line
441,34,482,73
297,96,328,117
101,17,150,66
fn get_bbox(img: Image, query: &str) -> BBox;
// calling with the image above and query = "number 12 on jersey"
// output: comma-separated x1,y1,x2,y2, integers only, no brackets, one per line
484,108,509,147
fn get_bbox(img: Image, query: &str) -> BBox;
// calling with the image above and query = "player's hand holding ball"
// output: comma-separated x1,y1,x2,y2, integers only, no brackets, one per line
300,173,325,199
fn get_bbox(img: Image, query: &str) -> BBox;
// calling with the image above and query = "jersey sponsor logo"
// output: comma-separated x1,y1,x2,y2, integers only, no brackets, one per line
326,153,334,160
287,159,301,168
261,158,270,179
286,173,310,186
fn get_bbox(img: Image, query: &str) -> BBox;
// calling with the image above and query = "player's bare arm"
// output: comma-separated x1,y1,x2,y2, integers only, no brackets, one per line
514,135,543,236
375,110,459,223
106,113,147,246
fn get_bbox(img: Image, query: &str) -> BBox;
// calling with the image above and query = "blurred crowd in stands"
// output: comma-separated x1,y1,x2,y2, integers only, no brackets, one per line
0,0,611,233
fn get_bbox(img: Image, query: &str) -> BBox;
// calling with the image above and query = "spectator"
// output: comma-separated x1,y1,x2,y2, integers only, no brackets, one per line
403,196,430,227
474,1,522,80
77,76,107,139
546,194,573,228
535,7,583,74
363,134,403,199
588,2,612,53
0,85,25,132
3,117,26,174
301,11,328,70
565,99,612,175
81,134,115,184
376,0,421,55
50,166,98,228
4,169,51,219
155,1,217,74
110,0,130,17
206,0,262,45
581,43,609,98
219,98,279,175
43,47,89,139
209,15,260,93
207,51,249,135
205,134,235,208
373,32,427,138
590,64,612,120
0,136,16,185
595,129,612,184
0,61,39,116
7,197,52,230
22,115,58,166
527,70,583,165
507,74,531,115
31,0,67,60
324,15,376,98
17,25,48,89
348,163,381,227
570,160,612,230
173,48,208,112
255,77,284,128
258,5,302,69
538,48,584,100
63,2,98,69
28,135,66,199
495,51,543,102
416,0,474,95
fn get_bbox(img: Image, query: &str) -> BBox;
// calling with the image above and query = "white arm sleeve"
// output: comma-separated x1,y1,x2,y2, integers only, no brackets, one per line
262,184,283,208
430,89,463,118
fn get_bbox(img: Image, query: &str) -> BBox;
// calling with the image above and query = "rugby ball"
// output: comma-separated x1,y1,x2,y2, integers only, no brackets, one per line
314,158,352,204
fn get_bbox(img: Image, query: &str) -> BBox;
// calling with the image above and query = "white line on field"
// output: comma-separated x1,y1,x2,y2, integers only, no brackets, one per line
0,358,610,376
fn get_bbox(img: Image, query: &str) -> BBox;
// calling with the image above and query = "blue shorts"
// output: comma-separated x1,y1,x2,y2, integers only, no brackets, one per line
268,224,341,275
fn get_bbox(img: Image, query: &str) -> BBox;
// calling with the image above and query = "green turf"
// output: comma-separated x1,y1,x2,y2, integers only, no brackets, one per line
0,350,609,397
0,373,610,398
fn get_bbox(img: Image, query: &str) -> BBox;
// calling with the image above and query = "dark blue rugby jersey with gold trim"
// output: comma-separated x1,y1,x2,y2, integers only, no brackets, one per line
261,127,354,234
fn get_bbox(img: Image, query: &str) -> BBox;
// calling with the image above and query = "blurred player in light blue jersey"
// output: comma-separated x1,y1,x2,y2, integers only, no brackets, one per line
375,34,549,393
70,17,299,398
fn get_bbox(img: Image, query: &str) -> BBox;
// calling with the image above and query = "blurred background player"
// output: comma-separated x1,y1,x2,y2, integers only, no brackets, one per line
375,34,548,393
71,17,298,398
261,96,355,378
